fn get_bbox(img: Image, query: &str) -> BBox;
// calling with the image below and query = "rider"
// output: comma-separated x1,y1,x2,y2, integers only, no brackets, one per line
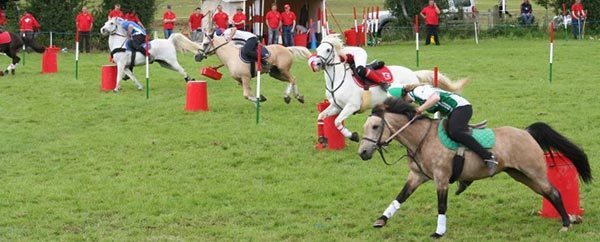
388,84,498,175
343,46,387,89
118,18,150,71
217,27,262,64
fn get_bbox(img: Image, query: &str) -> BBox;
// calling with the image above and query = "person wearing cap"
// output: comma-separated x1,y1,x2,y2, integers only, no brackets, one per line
213,5,229,31
387,84,498,175
265,3,281,45
125,9,144,28
233,7,246,30
76,6,94,53
189,7,205,42
19,11,43,52
281,4,296,47
163,5,177,38
108,4,123,20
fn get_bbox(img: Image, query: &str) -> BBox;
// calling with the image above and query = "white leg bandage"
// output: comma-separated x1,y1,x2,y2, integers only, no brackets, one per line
293,84,299,96
336,124,352,137
285,83,292,95
6,63,15,70
435,214,447,235
383,200,401,218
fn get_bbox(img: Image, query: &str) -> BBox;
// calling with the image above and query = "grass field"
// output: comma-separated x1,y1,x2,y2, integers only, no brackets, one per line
1,37,599,240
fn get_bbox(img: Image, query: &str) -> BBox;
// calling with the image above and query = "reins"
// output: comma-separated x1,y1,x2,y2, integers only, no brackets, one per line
318,41,349,111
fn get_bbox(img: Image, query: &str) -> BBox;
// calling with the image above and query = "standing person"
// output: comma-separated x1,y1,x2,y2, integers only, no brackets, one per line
232,7,246,30
19,11,44,52
163,5,176,38
420,0,441,46
125,10,144,28
213,5,229,31
520,0,533,25
265,3,281,45
76,6,94,53
388,84,498,175
189,7,204,42
0,9,7,29
108,4,124,19
281,4,296,47
571,0,586,39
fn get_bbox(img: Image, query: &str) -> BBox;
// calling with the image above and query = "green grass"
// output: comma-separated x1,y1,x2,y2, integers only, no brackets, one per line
1,38,599,240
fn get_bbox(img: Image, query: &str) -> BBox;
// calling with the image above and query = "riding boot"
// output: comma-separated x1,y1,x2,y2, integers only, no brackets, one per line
366,60,385,70
365,68,389,90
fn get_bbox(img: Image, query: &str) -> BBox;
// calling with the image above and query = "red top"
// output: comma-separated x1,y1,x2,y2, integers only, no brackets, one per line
76,12,94,31
281,11,296,26
163,11,176,29
233,12,246,29
571,3,586,20
213,11,229,29
108,9,123,19
0,10,7,26
125,13,141,23
265,10,281,29
19,13,40,31
420,6,439,25
189,13,204,30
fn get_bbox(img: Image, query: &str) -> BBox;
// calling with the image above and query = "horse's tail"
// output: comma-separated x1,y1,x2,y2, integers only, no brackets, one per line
526,122,592,183
414,70,469,93
169,33,202,54
286,46,311,60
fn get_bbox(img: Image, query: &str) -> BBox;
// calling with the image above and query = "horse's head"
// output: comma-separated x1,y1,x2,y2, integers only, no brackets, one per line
195,28,218,62
100,17,122,36
310,34,344,72
358,98,418,160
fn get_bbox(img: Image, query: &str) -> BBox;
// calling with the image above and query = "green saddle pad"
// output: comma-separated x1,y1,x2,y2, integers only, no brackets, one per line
438,119,495,151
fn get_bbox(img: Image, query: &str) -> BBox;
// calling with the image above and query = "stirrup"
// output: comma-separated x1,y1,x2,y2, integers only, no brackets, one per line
484,155,498,175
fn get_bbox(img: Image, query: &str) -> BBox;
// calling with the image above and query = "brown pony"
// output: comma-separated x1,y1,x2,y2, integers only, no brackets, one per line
358,98,592,238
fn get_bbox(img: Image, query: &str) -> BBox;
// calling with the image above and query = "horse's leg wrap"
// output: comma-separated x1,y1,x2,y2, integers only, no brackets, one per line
317,119,326,144
336,123,352,138
435,214,447,236
284,83,292,96
383,200,401,219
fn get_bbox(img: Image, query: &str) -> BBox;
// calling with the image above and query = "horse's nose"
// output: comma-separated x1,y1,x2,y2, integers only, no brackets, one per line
194,53,205,62
359,149,372,161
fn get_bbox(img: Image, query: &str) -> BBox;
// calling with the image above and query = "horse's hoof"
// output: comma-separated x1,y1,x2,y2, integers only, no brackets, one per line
318,136,328,148
430,233,444,239
455,181,473,196
569,215,583,224
284,96,291,104
296,95,305,104
350,132,360,142
10,69,15,75
559,226,570,232
122,75,130,81
137,87,144,91
259,95,267,102
372,219,386,228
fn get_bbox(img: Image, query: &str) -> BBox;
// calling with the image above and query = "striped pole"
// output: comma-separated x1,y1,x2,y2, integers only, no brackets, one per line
415,15,419,67
22,33,25,66
50,31,53,47
563,4,568,41
256,44,262,124
75,30,79,79
549,22,554,83
363,7,367,46
375,6,379,45
434,66,439,87
145,34,150,99
353,7,358,46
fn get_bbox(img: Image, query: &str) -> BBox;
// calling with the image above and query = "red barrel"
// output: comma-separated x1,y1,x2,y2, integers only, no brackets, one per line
540,151,583,218
101,64,117,91
185,81,208,112
344,27,365,47
201,67,222,80
294,33,308,47
315,99,345,150
41,46,60,73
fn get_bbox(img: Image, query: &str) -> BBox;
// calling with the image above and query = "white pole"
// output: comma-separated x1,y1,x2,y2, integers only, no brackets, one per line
322,0,327,34
502,0,506,20
50,31,53,47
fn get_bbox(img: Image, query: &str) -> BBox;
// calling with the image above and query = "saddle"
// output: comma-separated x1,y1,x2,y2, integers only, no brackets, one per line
0,32,11,45
352,61,393,89
239,46,271,77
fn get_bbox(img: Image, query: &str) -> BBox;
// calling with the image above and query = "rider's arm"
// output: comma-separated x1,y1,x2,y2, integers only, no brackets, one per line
127,25,134,38
416,93,440,114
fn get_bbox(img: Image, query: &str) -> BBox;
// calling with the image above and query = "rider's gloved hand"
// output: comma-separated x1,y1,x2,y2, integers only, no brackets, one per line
345,54,355,64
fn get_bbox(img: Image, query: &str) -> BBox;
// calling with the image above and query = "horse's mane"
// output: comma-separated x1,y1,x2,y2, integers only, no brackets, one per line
321,34,345,54
372,98,417,119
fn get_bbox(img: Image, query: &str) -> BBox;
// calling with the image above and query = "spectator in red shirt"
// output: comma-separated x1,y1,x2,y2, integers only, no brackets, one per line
281,4,296,47
125,10,144,28
76,6,94,53
108,4,123,20
0,10,7,27
19,11,44,52
189,7,204,42
213,5,229,31
232,7,246,30
265,3,281,45
571,0,586,39
420,0,441,45
163,5,177,38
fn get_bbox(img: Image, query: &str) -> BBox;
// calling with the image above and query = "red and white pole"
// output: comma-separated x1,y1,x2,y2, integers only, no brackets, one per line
145,34,150,99
256,44,262,124
415,15,420,67
75,30,79,79
375,5,380,45
549,22,554,83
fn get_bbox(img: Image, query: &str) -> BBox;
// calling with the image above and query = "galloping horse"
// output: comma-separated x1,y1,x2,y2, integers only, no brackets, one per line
358,98,592,238
100,18,200,91
310,34,469,143
195,31,312,103
0,31,45,76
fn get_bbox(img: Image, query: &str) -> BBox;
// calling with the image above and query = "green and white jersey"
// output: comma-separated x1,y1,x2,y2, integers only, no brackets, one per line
408,85,470,115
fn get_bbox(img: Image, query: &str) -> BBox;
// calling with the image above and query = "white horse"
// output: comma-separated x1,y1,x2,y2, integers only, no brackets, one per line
310,34,469,145
99,18,200,92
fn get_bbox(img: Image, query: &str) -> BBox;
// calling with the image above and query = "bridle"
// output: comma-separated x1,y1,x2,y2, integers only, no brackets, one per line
362,113,433,177
197,33,230,59
316,41,349,110
103,21,127,38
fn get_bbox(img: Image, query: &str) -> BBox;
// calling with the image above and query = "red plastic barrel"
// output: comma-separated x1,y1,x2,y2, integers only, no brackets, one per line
101,64,117,91
201,67,223,80
294,33,308,47
315,99,345,150
42,46,60,73
185,81,208,112
540,151,583,218
344,27,365,46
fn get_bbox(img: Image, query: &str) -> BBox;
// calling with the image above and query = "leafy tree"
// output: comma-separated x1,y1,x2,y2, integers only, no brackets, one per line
23,0,87,33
